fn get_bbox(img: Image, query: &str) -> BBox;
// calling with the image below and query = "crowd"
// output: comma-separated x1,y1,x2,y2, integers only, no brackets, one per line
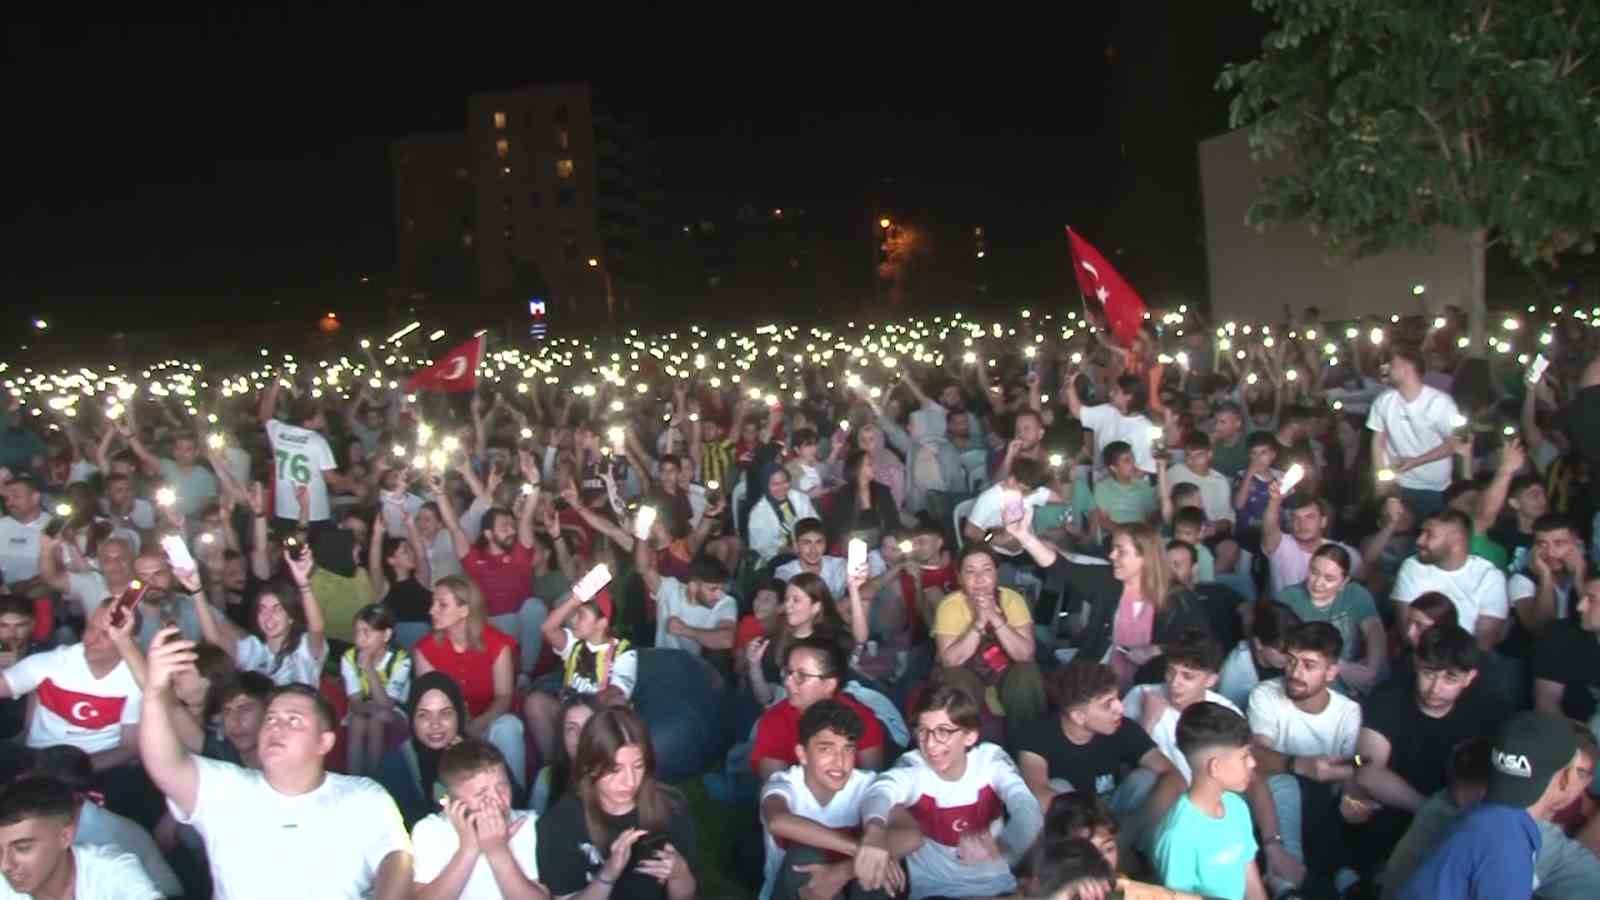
0,300,1599,899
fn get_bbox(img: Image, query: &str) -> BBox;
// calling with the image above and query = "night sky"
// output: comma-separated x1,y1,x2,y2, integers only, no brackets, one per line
1,6,1260,340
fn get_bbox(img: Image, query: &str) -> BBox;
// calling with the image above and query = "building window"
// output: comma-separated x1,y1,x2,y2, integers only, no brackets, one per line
556,158,574,179
495,138,510,159
528,191,541,208
557,128,570,150
554,105,569,125
493,111,507,130
563,239,578,262
557,187,575,208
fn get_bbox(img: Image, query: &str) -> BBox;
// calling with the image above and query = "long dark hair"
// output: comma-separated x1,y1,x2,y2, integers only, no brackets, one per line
575,707,683,848
548,694,604,810
253,578,308,673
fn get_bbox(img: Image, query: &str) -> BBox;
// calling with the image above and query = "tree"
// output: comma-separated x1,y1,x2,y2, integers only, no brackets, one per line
1218,0,1600,352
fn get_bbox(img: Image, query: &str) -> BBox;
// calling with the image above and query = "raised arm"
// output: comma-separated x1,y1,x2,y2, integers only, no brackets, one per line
285,550,327,661
257,379,281,426
1474,437,1525,535
367,513,390,598
139,629,203,817
429,474,474,560
1260,480,1285,554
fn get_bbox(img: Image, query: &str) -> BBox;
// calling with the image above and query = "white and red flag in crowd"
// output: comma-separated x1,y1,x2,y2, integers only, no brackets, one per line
406,335,485,394
1066,227,1147,347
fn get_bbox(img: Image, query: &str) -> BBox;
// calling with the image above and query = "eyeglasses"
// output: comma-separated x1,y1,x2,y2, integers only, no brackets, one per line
915,725,965,745
782,669,831,685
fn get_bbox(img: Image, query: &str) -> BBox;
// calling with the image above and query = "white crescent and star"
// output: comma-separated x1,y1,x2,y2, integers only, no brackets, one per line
441,357,470,380
70,701,94,722
1079,261,1112,302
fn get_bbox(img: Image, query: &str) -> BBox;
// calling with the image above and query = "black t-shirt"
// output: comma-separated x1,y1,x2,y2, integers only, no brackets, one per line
383,577,432,623
1486,519,1533,575
1010,715,1155,801
1562,385,1600,510
535,791,695,899
1361,680,1506,798
1532,619,1600,721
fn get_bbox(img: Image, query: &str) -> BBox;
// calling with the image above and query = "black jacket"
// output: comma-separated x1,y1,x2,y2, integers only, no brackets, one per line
1048,557,1211,678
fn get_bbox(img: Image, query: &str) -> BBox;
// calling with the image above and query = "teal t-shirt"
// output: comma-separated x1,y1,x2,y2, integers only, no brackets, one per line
1092,476,1157,525
1153,792,1259,900
1275,581,1379,662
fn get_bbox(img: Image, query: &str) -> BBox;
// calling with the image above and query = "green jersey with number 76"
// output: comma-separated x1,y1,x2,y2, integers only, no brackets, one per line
265,419,338,523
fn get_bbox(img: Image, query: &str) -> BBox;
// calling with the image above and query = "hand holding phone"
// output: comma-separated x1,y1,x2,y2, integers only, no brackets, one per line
573,564,613,603
161,535,197,572
633,506,657,541
847,538,868,573
1279,463,1306,496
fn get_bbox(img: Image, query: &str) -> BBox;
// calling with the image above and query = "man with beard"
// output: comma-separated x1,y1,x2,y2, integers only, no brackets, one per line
991,409,1047,484
1392,510,1510,653
432,470,545,672
1262,488,1363,597
41,537,205,653
1244,622,1363,895
901,370,983,444
1505,515,1585,647
140,627,413,899
0,475,49,596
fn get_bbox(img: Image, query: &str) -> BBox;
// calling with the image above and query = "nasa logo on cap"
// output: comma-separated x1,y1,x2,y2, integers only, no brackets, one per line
1493,749,1533,778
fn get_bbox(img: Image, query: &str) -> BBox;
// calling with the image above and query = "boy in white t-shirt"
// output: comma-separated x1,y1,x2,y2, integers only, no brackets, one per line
257,383,347,524
411,739,543,900
0,775,160,900
1365,347,1460,514
641,554,736,658
758,699,887,900
1123,632,1242,783
855,684,1043,900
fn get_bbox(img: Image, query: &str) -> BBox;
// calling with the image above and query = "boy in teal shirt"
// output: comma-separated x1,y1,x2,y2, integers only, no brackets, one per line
1152,702,1269,900
1092,441,1157,528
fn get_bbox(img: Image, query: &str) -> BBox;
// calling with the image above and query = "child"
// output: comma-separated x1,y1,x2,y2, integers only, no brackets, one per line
1232,432,1283,553
410,739,543,898
524,585,638,762
1171,506,1217,583
1122,631,1241,783
1093,441,1158,529
341,604,412,776
1151,702,1268,900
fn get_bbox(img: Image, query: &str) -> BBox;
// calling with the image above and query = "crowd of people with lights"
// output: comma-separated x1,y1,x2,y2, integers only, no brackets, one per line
2,285,1600,900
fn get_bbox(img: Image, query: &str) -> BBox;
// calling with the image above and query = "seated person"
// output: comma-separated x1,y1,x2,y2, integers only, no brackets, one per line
1245,622,1363,894
1012,660,1175,825
1167,505,1216,583
526,584,637,762
855,684,1043,900
1533,573,1600,725
1092,442,1158,528
759,699,895,900
1123,631,1242,783
1389,590,1460,686
0,593,50,741
750,638,886,782
775,518,870,599
411,739,544,900
1396,712,1593,900
1152,702,1268,900
0,774,161,899
1348,624,1507,883
960,457,1054,564
642,555,737,659
1167,540,1246,655
931,545,1048,722
204,671,272,767
1275,543,1385,696
1217,601,1300,710
1391,509,1509,653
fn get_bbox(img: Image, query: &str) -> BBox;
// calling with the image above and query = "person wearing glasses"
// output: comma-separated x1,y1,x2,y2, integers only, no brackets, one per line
749,638,887,783
853,683,1042,900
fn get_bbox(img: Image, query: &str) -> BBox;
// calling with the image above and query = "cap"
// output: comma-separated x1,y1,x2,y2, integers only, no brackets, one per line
1484,711,1581,809
588,587,614,621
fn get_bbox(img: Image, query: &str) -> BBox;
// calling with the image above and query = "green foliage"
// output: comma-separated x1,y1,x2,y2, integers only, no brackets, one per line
1218,0,1600,265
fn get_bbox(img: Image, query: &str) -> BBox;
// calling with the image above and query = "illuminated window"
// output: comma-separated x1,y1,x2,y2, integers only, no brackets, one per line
557,128,570,150
556,158,574,179
493,111,507,130
496,138,509,159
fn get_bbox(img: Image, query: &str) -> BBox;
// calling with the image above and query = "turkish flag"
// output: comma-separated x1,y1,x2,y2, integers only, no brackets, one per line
406,336,484,394
37,679,127,731
1066,227,1148,347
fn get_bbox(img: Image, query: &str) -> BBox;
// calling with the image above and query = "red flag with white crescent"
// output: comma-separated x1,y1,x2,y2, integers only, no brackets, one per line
406,335,484,394
1066,227,1148,347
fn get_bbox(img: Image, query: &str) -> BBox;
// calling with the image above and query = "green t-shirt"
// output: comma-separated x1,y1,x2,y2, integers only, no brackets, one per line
1153,792,1259,900
1276,581,1379,661
1211,435,1249,481
1468,530,1509,571
1093,476,1158,525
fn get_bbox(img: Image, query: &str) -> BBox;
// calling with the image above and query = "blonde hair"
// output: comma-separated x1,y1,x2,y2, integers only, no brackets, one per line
433,575,487,651
1112,522,1172,613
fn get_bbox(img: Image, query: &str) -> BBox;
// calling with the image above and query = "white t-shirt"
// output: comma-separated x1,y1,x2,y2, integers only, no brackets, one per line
1390,555,1509,635
422,529,463,586
759,767,876,900
1123,685,1242,783
966,483,1054,557
1507,572,1575,621
75,802,183,897
236,633,327,688
66,571,115,616
100,498,156,535
264,419,338,522
1168,463,1235,525
774,554,885,599
377,492,426,537
1246,677,1361,759
1268,538,1361,597
412,808,538,898
0,843,160,900
0,514,49,585
174,757,410,900
1078,403,1158,473
1,644,142,754
552,628,639,698
1365,386,1460,491
653,578,737,657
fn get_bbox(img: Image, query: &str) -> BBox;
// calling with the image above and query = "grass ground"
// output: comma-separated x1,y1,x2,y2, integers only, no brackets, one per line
677,775,759,899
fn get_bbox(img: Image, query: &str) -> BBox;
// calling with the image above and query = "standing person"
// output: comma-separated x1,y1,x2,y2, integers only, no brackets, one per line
535,706,696,900
139,628,413,899
1150,702,1269,900
412,576,526,792
0,475,49,593
0,775,161,900
1366,346,1460,519
1395,712,1593,900
853,684,1043,900
257,385,348,528
411,739,548,900
1209,403,1250,481
1064,371,1158,474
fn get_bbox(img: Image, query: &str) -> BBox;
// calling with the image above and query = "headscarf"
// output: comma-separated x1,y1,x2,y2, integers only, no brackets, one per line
407,671,466,797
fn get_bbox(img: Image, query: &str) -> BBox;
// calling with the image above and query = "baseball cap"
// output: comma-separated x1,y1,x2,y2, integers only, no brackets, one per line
588,587,614,621
1484,711,1582,808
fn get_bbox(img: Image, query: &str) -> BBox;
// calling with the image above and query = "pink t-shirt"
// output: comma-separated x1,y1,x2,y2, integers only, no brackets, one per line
1110,596,1155,692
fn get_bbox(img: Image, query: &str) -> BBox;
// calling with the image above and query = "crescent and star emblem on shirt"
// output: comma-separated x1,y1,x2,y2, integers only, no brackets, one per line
70,701,94,722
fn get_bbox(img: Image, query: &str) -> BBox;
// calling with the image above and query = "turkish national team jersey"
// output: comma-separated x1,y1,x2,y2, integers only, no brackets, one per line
859,743,1043,900
1,644,143,754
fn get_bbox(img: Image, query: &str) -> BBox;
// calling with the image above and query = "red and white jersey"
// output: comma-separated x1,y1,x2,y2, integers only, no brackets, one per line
860,742,1042,900
1,644,142,754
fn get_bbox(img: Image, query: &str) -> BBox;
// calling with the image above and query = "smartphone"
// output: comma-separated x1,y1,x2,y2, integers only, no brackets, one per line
161,535,196,572
109,580,148,629
573,564,613,603
43,517,68,539
283,536,309,561
630,832,670,863
1279,463,1306,496
847,538,868,572
1527,354,1551,385
634,506,658,540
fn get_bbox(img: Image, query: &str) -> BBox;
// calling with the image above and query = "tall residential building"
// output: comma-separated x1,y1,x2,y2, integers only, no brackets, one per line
392,82,650,324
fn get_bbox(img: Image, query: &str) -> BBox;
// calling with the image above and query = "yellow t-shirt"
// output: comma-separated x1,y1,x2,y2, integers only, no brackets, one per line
311,568,375,643
932,588,1033,637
